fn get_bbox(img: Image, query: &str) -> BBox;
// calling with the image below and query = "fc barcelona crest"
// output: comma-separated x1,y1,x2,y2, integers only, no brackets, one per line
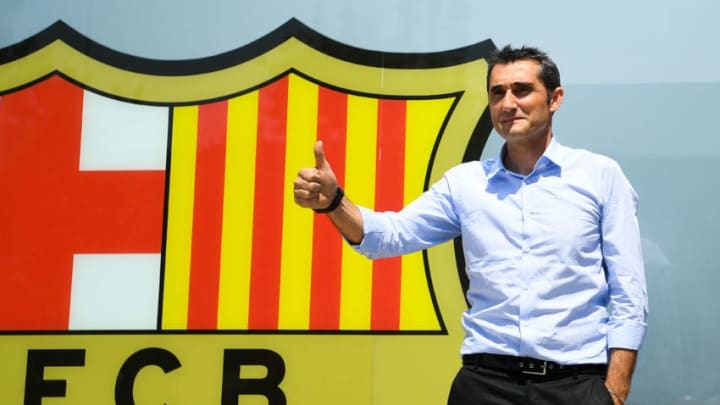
0,19,495,404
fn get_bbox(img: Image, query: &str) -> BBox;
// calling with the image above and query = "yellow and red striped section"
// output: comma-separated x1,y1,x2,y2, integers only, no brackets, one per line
162,73,454,331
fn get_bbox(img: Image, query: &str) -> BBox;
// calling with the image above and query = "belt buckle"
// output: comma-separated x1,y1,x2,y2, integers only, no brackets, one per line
521,360,547,376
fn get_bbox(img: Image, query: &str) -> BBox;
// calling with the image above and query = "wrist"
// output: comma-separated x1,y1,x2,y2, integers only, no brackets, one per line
313,186,344,214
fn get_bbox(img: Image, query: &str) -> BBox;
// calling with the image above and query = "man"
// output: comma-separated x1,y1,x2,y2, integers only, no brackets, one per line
293,45,647,405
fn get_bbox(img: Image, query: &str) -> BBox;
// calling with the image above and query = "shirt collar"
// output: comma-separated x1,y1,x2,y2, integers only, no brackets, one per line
542,136,564,168
487,136,564,179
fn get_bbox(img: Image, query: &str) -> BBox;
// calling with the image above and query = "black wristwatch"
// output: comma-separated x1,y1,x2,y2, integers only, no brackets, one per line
313,186,344,214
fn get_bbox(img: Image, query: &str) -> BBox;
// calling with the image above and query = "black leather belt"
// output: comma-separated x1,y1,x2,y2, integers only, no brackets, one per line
462,353,607,377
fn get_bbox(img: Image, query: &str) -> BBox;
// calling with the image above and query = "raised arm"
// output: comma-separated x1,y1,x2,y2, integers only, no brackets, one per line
293,140,364,244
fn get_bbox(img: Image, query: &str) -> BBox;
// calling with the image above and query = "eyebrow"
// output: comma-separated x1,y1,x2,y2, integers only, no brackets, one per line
513,82,535,90
489,81,535,93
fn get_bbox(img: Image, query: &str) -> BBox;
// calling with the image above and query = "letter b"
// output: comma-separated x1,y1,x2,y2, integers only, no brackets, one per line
221,349,286,405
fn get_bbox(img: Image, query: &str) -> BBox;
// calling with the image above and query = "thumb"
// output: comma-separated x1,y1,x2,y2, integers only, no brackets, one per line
314,140,328,170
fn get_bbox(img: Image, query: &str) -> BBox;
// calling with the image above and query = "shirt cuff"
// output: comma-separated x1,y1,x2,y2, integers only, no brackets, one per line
607,320,648,350
349,206,386,259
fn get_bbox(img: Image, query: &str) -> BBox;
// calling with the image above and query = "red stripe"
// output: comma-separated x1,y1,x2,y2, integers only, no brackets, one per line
0,76,164,330
248,77,289,329
309,87,347,329
371,99,406,330
187,101,228,329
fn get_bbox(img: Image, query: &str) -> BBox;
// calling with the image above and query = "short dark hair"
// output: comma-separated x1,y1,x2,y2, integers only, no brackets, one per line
486,45,561,96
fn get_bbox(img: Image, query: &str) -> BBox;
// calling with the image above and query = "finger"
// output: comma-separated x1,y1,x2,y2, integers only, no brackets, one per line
294,176,322,192
294,188,321,207
293,188,315,201
294,194,314,208
314,140,327,170
297,167,319,182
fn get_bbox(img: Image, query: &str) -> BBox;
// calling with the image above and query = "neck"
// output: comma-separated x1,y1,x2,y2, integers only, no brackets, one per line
503,133,552,175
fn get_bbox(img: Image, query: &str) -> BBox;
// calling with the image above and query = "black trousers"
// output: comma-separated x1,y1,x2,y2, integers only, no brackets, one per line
447,364,614,405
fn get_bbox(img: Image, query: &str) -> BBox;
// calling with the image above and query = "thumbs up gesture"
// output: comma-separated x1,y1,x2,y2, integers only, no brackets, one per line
294,140,339,211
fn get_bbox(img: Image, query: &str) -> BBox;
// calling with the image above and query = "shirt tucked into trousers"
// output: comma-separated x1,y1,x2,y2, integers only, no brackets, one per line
352,137,648,404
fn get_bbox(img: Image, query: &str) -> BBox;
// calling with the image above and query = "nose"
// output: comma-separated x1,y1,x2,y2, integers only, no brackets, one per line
501,91,517,110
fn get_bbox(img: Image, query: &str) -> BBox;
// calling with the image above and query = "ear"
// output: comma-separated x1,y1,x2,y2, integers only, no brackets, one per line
548,87,564,113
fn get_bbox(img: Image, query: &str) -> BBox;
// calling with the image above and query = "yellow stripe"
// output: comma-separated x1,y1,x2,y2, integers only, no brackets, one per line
278,74,318,329
162,106,198,329
339,94,378,330
217,92,259,329
400,98,454,330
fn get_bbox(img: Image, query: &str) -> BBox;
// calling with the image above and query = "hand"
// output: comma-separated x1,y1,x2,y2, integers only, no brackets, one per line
605,387,626,405
293,140,338,211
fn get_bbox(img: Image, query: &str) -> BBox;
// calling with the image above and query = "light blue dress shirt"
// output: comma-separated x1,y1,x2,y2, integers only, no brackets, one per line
353,137,648,365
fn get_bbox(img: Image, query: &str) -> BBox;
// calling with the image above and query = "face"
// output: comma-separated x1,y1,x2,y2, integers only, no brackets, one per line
487,59,563,145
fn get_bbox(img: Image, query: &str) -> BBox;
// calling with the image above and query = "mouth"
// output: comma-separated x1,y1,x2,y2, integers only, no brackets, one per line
500,117,523,125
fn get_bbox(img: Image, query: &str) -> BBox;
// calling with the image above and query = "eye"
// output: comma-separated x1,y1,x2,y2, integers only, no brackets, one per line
489,87,505,100
512,83,533,97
